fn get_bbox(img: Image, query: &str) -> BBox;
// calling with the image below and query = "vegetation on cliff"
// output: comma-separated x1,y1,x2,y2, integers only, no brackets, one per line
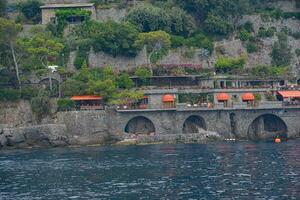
0,0,298,108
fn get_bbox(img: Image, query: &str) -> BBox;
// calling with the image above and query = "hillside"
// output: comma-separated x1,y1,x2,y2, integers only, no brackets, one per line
0,0,300,108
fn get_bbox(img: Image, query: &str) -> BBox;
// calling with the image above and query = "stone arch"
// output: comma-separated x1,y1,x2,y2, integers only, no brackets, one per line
247,114,288,140
124,116,156,134
182,115,207,134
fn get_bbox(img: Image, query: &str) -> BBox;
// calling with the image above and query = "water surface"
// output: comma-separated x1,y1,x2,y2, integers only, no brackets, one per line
0,141,299,199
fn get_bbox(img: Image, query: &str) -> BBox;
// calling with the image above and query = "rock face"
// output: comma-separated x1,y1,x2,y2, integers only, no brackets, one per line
118,130,224,145
0,124,69,149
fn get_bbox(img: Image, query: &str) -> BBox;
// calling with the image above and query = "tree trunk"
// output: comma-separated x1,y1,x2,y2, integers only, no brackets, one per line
49,76,53,91
10,42,21,95
147,50,154,76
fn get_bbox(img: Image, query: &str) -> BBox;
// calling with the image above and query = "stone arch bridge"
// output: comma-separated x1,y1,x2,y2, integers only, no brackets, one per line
57,107,300,142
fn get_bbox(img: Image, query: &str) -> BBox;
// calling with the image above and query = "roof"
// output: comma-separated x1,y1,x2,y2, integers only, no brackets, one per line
40,3,94,9
71,95,102,101
277,91,300,98
242,93,255,101
162,94,175,102
217,93,230,101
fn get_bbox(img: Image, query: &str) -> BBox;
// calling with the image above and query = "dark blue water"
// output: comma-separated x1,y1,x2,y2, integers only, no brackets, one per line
0,141,299,200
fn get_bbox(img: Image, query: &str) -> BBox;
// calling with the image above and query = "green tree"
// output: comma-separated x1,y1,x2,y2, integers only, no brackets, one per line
271,32,291,67
134,67,151,85
134,31,171,74
126,4,171,33
87,79,116,102
18,0,43,24
20,27,64,90
0,18,23,93
62,78,87,96
215,55,247,74
88,21,140,57
204,13,233,35
117,73,134,89
30,90,50,120
0,0,6,17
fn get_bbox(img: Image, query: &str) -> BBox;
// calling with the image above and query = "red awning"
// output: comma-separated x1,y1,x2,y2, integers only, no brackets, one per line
217,93,230,101
71,95,102,101
277,91,300,98
162,94,174,102
242,93,255,101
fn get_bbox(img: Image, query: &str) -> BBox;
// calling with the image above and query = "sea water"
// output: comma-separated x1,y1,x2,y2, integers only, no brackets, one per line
0,141,299,199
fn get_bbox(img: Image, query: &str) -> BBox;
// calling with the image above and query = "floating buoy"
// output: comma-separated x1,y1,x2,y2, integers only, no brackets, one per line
275,138,281,143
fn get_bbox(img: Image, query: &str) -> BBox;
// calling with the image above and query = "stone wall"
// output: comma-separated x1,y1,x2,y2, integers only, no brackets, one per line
0,101,34,128
96,8,127,22
56,110,115,145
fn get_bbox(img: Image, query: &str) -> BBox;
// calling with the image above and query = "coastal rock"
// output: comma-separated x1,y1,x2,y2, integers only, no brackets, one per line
1,124,69,149
0,134,7,147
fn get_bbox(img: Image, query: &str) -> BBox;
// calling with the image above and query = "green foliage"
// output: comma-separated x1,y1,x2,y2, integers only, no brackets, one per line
203,14,233,36
126,4,196,36
240,21,254,33
254,93,262,102
0,0,6,17
126,4,170,33
55,9,92,35
19,28,64,69
87,20,140,57
17,0,43,24
258,27,276,38
239,29,252,41
185,34,214,53
271,32,291,67
57,98,75,111
134,31,171,54
0,18,22,44
134,67,151,83
215,55,247,73
74,47,89,69
283,12,300,20
117,73,134,89
62,78,87,97
21,86,39,100
246,41,258,53
0,88,20,101
295,49,300,56
30,90,50,119
167,7,196,36
250,65,289,78
170,35,185,48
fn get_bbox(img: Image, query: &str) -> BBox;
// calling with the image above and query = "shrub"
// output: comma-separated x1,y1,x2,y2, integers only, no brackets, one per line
271,32,291,67
126,4,196,36
295,49,300,56
0,88,20,101
246,41,258,53
117,73,134,89
240,21,254,33
170,35,185,48
17,0,43,24
258,27,276,38
134,67,151,84
239,29,252,41
215,55,246,73
203,14,233,36
21,86,39,100
30,90,50,120
90,21,140,57
250,65,288,78
57,98,75,111
185,34,214,53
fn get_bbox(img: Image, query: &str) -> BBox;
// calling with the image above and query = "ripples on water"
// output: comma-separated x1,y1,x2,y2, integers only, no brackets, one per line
0,141,299,200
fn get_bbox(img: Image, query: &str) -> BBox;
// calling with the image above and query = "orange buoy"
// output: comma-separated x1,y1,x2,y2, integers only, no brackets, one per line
275,138,281,143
